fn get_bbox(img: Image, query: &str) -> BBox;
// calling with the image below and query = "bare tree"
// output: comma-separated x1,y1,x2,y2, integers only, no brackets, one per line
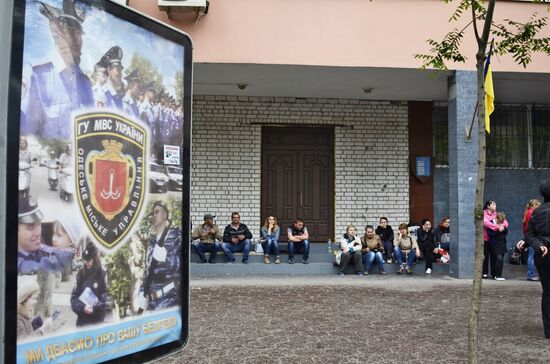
415,1,550,362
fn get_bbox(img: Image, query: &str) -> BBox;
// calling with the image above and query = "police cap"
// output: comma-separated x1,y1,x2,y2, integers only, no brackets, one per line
153,200,169,218
18,197,43,224
82,240,98,261
100,46,123,69
39,0,84,31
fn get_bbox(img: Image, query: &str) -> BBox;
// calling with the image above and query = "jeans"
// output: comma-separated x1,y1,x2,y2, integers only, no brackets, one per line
381,240,394,261
489,246,504,278
362,251,384,272
222,239,251,262
262,239,280,256
288,240,310,261
394,247,416,267
192,241,222,262
483,241,490,276
528,247,536,279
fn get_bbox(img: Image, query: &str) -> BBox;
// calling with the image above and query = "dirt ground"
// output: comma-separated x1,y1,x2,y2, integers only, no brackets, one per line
161,274,550,364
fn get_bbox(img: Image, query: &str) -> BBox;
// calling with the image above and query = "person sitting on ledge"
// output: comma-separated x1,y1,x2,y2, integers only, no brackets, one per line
337,225,363,276
287,218,310,264
191,214,223,263
394,223,420,275
361,225,386,275
221,212,253,264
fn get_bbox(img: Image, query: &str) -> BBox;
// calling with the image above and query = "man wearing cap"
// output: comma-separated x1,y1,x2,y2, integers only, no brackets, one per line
139,201,182,311
18,197,73,274
122,69,140,118
191,214,223,263
139,82,156,128
92,62,107,107
100,46,125,110
525,180,550,338
221,212,253,264
21,0,93,140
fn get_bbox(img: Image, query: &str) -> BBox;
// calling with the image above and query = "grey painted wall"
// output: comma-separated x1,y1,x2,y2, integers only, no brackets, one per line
435,167,550,247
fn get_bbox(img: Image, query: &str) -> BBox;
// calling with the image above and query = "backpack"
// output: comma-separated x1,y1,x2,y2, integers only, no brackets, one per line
508,246,522,265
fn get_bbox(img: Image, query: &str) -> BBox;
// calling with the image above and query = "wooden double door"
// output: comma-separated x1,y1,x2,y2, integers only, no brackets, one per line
261,126,334,242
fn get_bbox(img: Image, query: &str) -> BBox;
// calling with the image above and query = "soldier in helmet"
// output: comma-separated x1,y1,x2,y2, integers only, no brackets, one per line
100,46,125,110
21,0,93,140
138,201,182,311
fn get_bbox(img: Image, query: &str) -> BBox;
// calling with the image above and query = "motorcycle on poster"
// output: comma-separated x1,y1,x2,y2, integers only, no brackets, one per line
9,1,191,363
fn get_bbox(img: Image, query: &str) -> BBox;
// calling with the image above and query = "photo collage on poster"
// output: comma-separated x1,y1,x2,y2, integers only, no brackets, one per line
16,1,186,362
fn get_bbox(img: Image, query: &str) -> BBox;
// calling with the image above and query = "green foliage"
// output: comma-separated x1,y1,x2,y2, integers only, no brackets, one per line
415,0,550,70
104,245,132,318
126,53,164,93
493,15,550,67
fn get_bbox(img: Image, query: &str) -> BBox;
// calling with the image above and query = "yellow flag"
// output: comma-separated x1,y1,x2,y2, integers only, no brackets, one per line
484,52,495,134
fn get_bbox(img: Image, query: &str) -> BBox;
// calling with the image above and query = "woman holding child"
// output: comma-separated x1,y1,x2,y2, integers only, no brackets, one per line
483,200,509,279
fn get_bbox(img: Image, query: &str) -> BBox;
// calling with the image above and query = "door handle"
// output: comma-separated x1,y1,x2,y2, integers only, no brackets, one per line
300,191,303,207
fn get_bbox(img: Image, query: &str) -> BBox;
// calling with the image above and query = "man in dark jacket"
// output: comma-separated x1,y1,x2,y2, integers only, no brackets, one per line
221,212,252,263
525,180,550,338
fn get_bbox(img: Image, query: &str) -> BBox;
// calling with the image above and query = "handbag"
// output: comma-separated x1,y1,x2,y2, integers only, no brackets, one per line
255,241,264,254
335,250,342,266
508,246,521,265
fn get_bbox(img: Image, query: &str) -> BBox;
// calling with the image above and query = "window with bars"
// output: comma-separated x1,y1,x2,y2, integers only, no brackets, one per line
433,105,448,166
533,106,550,169
486,105,529,168
433,103,549,169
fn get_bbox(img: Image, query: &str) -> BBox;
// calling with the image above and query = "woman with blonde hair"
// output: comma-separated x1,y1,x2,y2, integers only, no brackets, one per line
260,216,281,264
337,225,363,276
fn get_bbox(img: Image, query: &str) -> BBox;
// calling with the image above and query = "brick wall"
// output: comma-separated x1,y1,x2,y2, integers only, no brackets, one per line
191,95,410,239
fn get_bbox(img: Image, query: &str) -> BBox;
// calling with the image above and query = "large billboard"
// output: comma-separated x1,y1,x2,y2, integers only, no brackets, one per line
5,0,191,362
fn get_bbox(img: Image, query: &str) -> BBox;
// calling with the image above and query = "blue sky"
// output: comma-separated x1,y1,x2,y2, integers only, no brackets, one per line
23,0,185,96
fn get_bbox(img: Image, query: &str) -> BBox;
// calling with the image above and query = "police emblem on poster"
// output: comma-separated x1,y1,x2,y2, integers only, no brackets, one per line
75,112,146,249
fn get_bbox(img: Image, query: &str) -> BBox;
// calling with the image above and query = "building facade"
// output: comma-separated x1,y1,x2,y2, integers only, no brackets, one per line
129,0,550,277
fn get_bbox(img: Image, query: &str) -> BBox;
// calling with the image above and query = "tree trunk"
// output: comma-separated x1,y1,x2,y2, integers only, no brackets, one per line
468,0,496,359
468,56,487,364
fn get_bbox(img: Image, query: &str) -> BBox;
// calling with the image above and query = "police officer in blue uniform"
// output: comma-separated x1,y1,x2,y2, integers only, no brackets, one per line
139,201,181,311
122,69,140,119
99,46,125,110
70,239,108,327
18,197,73,274
21,0,94,140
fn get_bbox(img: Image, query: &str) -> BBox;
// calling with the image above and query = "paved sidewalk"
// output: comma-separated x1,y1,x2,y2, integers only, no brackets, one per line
162,271,550,364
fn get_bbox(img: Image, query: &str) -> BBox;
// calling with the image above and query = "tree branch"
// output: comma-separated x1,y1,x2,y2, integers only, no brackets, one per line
472,0,481,44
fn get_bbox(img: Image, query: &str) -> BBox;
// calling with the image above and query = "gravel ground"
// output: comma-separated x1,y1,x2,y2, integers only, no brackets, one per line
157,274,550,364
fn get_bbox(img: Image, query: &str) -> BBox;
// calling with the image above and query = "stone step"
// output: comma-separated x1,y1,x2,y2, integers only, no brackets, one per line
190,261,451,276
190,251,335,263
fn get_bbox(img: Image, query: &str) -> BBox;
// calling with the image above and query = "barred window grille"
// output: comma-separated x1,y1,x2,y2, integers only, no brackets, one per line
533,106,550,169
486,105,529,168
433,104,448,166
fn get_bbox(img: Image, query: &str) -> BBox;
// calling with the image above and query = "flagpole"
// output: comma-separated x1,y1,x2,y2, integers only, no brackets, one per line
465,101,479,140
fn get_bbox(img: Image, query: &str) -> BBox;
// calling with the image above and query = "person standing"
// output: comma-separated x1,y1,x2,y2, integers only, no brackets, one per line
221,212,253,264
260,216,281,264
525,180,550,339
191,214,223,263
139,201,181,310
522,199,542,281
337,225,363,276
287,218,310,264
70,240,107,327
487,212,509,281
483,200,509,279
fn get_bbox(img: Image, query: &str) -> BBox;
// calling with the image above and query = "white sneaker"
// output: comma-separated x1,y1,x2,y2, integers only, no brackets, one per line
425,268,432,274
495,277,506,281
